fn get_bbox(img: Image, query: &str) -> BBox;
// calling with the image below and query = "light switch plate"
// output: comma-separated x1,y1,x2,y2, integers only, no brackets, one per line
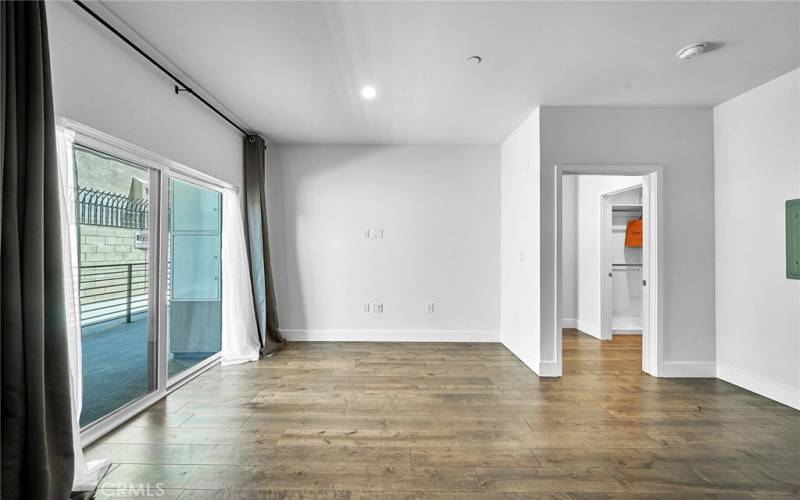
787,199,800,280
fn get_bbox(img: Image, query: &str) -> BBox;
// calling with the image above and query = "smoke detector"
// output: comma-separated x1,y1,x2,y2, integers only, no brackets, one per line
676,42,707,60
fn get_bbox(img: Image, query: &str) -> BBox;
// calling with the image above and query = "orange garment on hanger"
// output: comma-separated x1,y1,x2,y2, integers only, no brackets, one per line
625,218,643,247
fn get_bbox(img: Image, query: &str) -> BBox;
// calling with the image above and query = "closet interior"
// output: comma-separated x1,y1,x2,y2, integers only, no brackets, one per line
608,186,643,333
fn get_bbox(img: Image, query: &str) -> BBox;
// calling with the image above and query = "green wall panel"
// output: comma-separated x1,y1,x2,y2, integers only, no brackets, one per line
788,199,800,280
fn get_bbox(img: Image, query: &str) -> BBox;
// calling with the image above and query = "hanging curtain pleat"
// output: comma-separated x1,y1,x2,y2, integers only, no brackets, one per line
243,135,285,355
1,2,75,498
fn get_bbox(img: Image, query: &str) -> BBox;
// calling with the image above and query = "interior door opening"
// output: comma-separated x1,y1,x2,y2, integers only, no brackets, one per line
601,183,645,341
557,167,660,377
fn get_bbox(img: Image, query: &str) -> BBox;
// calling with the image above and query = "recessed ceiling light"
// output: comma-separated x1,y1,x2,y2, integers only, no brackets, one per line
676,42,707,60
360,85,377,100
466,55,483,65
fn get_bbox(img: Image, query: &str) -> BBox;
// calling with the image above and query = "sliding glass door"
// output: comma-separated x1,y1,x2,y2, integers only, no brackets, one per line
65,120,229,438
74,145,158,427
167,178,223,381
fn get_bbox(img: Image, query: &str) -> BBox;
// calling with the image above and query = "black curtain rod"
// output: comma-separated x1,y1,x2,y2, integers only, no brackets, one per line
72,0,251,137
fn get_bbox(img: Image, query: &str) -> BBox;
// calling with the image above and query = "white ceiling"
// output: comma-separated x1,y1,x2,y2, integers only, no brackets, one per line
105,1,799,144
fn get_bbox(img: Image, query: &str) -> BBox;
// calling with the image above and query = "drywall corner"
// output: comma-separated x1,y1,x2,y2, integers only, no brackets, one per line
500,107,542,373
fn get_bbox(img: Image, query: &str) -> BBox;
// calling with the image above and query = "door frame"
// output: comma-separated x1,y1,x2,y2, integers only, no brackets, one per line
58,118,237,446
555,165,662,376
600,183,643,342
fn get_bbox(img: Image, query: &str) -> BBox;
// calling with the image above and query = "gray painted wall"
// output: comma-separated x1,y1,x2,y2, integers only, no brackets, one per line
539,107,716,371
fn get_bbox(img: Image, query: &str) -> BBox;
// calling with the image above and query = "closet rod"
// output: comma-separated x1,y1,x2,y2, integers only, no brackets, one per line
72,0,251,137
612,263,642,267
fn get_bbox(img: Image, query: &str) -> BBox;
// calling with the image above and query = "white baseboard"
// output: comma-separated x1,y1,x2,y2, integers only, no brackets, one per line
717,362,800,410
498,339,539,375
659,361,717,378
497,340,560,378
575,319,601,339
612,317,642,333
537,360,561,377
281,329,499,343
561,318,577,329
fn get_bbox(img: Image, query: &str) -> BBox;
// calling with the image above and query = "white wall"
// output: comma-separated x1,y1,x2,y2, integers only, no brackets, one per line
714,68,800,409
47,2,242,188
560,175,578,327
574,176,642,338
266,144,500,342
499,109,541,370
535,107,716,376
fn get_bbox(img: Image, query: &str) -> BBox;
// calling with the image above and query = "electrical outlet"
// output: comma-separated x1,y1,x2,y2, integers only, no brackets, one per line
363,303,371,313
372,303,384,313
426,303,435,313
373,228,384,239
519,252,526,263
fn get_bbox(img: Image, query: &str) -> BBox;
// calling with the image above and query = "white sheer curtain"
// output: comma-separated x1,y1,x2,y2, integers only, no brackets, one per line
55,127,111,492
221,189,261,366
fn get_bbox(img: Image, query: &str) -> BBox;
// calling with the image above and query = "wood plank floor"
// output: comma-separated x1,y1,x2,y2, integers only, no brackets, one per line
88,330,800,498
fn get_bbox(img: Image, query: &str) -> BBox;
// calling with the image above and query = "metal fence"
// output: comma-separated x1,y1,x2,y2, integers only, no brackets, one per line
78,187,148,229
79,263,149,326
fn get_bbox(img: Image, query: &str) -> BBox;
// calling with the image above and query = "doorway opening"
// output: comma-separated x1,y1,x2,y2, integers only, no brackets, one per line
556,167,660,376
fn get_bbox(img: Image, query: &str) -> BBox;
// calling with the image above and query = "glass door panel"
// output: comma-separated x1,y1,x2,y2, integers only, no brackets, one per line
167,178,222,380
74,145,157,427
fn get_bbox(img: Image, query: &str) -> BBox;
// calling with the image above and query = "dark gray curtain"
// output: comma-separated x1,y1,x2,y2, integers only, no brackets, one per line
1,2,76,499
243,135,286,355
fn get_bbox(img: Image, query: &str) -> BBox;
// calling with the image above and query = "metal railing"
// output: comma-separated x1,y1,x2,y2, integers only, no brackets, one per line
78,187,148,229
79,263,149,326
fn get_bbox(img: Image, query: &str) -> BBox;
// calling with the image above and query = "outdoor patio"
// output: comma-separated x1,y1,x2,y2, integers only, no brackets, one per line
80,315,197,426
